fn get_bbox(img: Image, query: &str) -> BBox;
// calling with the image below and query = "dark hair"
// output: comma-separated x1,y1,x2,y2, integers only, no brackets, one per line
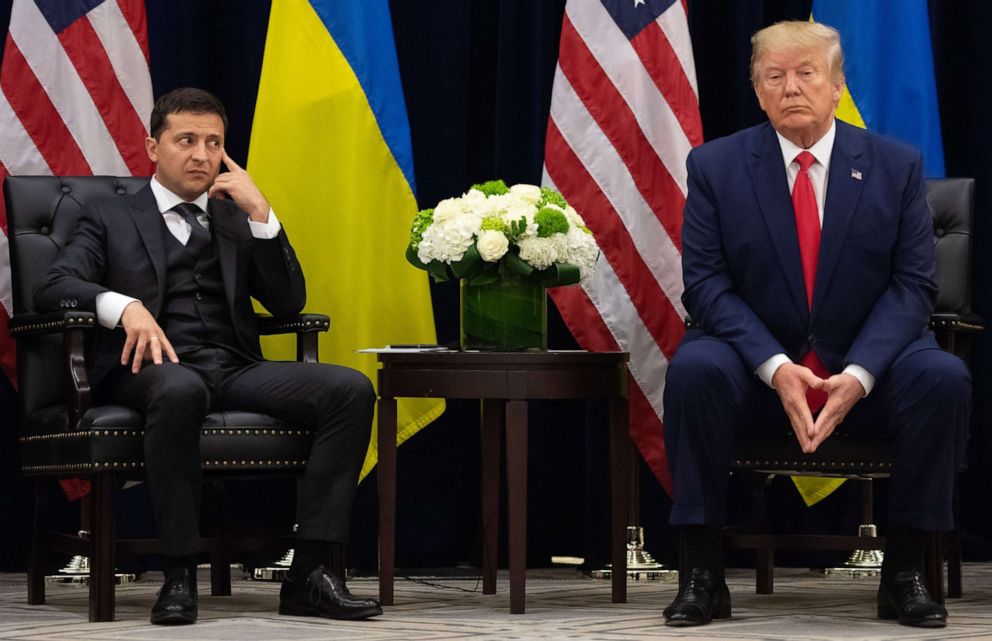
149,87,228,139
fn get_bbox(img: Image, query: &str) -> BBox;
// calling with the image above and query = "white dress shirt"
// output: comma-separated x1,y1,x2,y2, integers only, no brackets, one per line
754,121,875,396
94,175,282,329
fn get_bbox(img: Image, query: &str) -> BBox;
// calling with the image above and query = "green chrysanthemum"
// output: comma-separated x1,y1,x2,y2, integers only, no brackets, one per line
480,216,509,233
538,186,568,209
471,179,510,196
534,207,569,238
409,208,434,249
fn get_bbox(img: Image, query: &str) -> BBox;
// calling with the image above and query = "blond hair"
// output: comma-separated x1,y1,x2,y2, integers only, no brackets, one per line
750,21,845,85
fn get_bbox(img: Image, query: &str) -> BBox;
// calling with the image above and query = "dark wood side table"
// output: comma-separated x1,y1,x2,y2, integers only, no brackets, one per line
376,351,632,614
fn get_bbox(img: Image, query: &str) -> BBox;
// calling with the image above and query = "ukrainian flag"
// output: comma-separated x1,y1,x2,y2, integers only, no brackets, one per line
793,2,946,507
814,1,945,177
248,0,443,479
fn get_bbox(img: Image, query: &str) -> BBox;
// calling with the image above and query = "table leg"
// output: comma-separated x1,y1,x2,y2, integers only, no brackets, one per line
505,400,528,614
480,400,504,595
609,397,630,604
377,397,397,606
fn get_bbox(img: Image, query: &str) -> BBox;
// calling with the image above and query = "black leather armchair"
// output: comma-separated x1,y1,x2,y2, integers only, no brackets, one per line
725,178,982,602
5,175,331,622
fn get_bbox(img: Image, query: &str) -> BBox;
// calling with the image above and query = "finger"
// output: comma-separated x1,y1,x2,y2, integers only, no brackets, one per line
121,334,136,365
131,337,147,373
208,182,230,199
157,335,179,363
221,150,243,173
150,335,163,365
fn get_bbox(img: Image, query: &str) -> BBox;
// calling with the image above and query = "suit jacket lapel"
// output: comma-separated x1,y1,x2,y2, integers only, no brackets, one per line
746,123,809,321
128,186,167,309
208,199,240,311
810,121,868,324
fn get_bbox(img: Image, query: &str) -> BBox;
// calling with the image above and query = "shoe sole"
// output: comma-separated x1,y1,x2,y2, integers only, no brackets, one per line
279,603,383,620
150,611,197,625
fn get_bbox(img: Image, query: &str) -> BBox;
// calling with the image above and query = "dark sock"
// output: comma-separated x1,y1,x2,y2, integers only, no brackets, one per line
288,538,328,581
162,554,197,577
681,525,724,580
882,527,927,579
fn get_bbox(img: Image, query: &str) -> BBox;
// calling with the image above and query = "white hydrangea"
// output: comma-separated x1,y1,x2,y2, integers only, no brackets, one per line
417,213,480,264
476,229,510,262
517,236,560,270
564,226,600,278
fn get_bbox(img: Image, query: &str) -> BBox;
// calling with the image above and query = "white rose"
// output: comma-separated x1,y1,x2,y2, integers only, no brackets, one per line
476,229,510,262
509,184,542,204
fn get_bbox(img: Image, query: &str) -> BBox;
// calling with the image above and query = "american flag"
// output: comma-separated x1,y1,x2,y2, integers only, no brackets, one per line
0,0,153,388
543,0,702,493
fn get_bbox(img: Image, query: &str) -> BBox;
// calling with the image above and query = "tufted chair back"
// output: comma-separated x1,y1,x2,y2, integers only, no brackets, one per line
6,176,148,418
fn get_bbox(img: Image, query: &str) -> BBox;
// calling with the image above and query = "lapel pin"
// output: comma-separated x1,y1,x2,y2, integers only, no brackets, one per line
851,168,863,181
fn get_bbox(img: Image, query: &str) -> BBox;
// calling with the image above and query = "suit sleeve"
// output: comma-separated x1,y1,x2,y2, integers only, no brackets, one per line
33,204,111,313
248,227,307,317
680,149,788,371
842,152,936,377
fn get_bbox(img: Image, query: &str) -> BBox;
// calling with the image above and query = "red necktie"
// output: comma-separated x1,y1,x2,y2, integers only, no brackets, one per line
792,151,829,413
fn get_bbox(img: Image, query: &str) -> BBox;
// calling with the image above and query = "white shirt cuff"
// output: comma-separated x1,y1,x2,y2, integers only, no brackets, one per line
843,364,875,396
247,208,281,239
756,353,791,388
95,292,140,329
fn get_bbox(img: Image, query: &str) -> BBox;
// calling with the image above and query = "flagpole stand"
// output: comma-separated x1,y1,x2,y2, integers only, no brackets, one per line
590,525,678,581
45,531,136,586
820,480,883,578
252,548,294,581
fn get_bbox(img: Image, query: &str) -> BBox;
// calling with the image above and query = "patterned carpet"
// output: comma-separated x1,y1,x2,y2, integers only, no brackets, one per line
2,565,991,640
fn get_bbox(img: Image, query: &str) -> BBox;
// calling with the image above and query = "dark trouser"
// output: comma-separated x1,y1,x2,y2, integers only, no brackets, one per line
663,336,971,532
98,347,375,557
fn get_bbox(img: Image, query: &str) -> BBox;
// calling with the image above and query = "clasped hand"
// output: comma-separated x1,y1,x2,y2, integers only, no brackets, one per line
121,301,178,373
771,363,864,453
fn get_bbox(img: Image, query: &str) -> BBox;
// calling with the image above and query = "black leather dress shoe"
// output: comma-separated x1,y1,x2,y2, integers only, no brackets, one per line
878,570,947,627
663,568,731,626
150,568,197,625
279,566,382,620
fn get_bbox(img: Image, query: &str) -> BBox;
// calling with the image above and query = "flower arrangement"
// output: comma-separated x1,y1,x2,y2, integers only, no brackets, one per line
407,180,600,287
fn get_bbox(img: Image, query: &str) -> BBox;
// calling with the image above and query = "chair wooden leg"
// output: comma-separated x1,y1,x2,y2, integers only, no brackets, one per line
205,482,231,596
27,480,46,605
88,473,116,622
480,400,503,596
946,530,963,598
756,547,774,594
923,531,945,605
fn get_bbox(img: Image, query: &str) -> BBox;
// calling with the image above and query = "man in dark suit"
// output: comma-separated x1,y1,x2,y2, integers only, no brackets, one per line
35,88,382,625
662,22,970,628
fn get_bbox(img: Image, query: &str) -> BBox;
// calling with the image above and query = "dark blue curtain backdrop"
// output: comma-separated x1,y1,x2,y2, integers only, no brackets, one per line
2,0,990,571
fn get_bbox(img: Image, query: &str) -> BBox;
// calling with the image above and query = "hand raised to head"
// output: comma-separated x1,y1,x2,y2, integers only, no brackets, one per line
208,150,270,222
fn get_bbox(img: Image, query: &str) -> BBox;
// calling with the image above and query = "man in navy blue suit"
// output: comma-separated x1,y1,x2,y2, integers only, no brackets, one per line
662,21,970,628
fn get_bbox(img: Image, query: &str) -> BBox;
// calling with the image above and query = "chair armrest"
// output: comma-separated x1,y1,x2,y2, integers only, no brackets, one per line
10,311,95,426
256,313,330,336
8,311,97,337
255,313,330,364
930,312,984,334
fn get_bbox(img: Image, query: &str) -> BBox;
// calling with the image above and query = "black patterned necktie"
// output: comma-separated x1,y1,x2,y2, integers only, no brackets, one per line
172,202,210,256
